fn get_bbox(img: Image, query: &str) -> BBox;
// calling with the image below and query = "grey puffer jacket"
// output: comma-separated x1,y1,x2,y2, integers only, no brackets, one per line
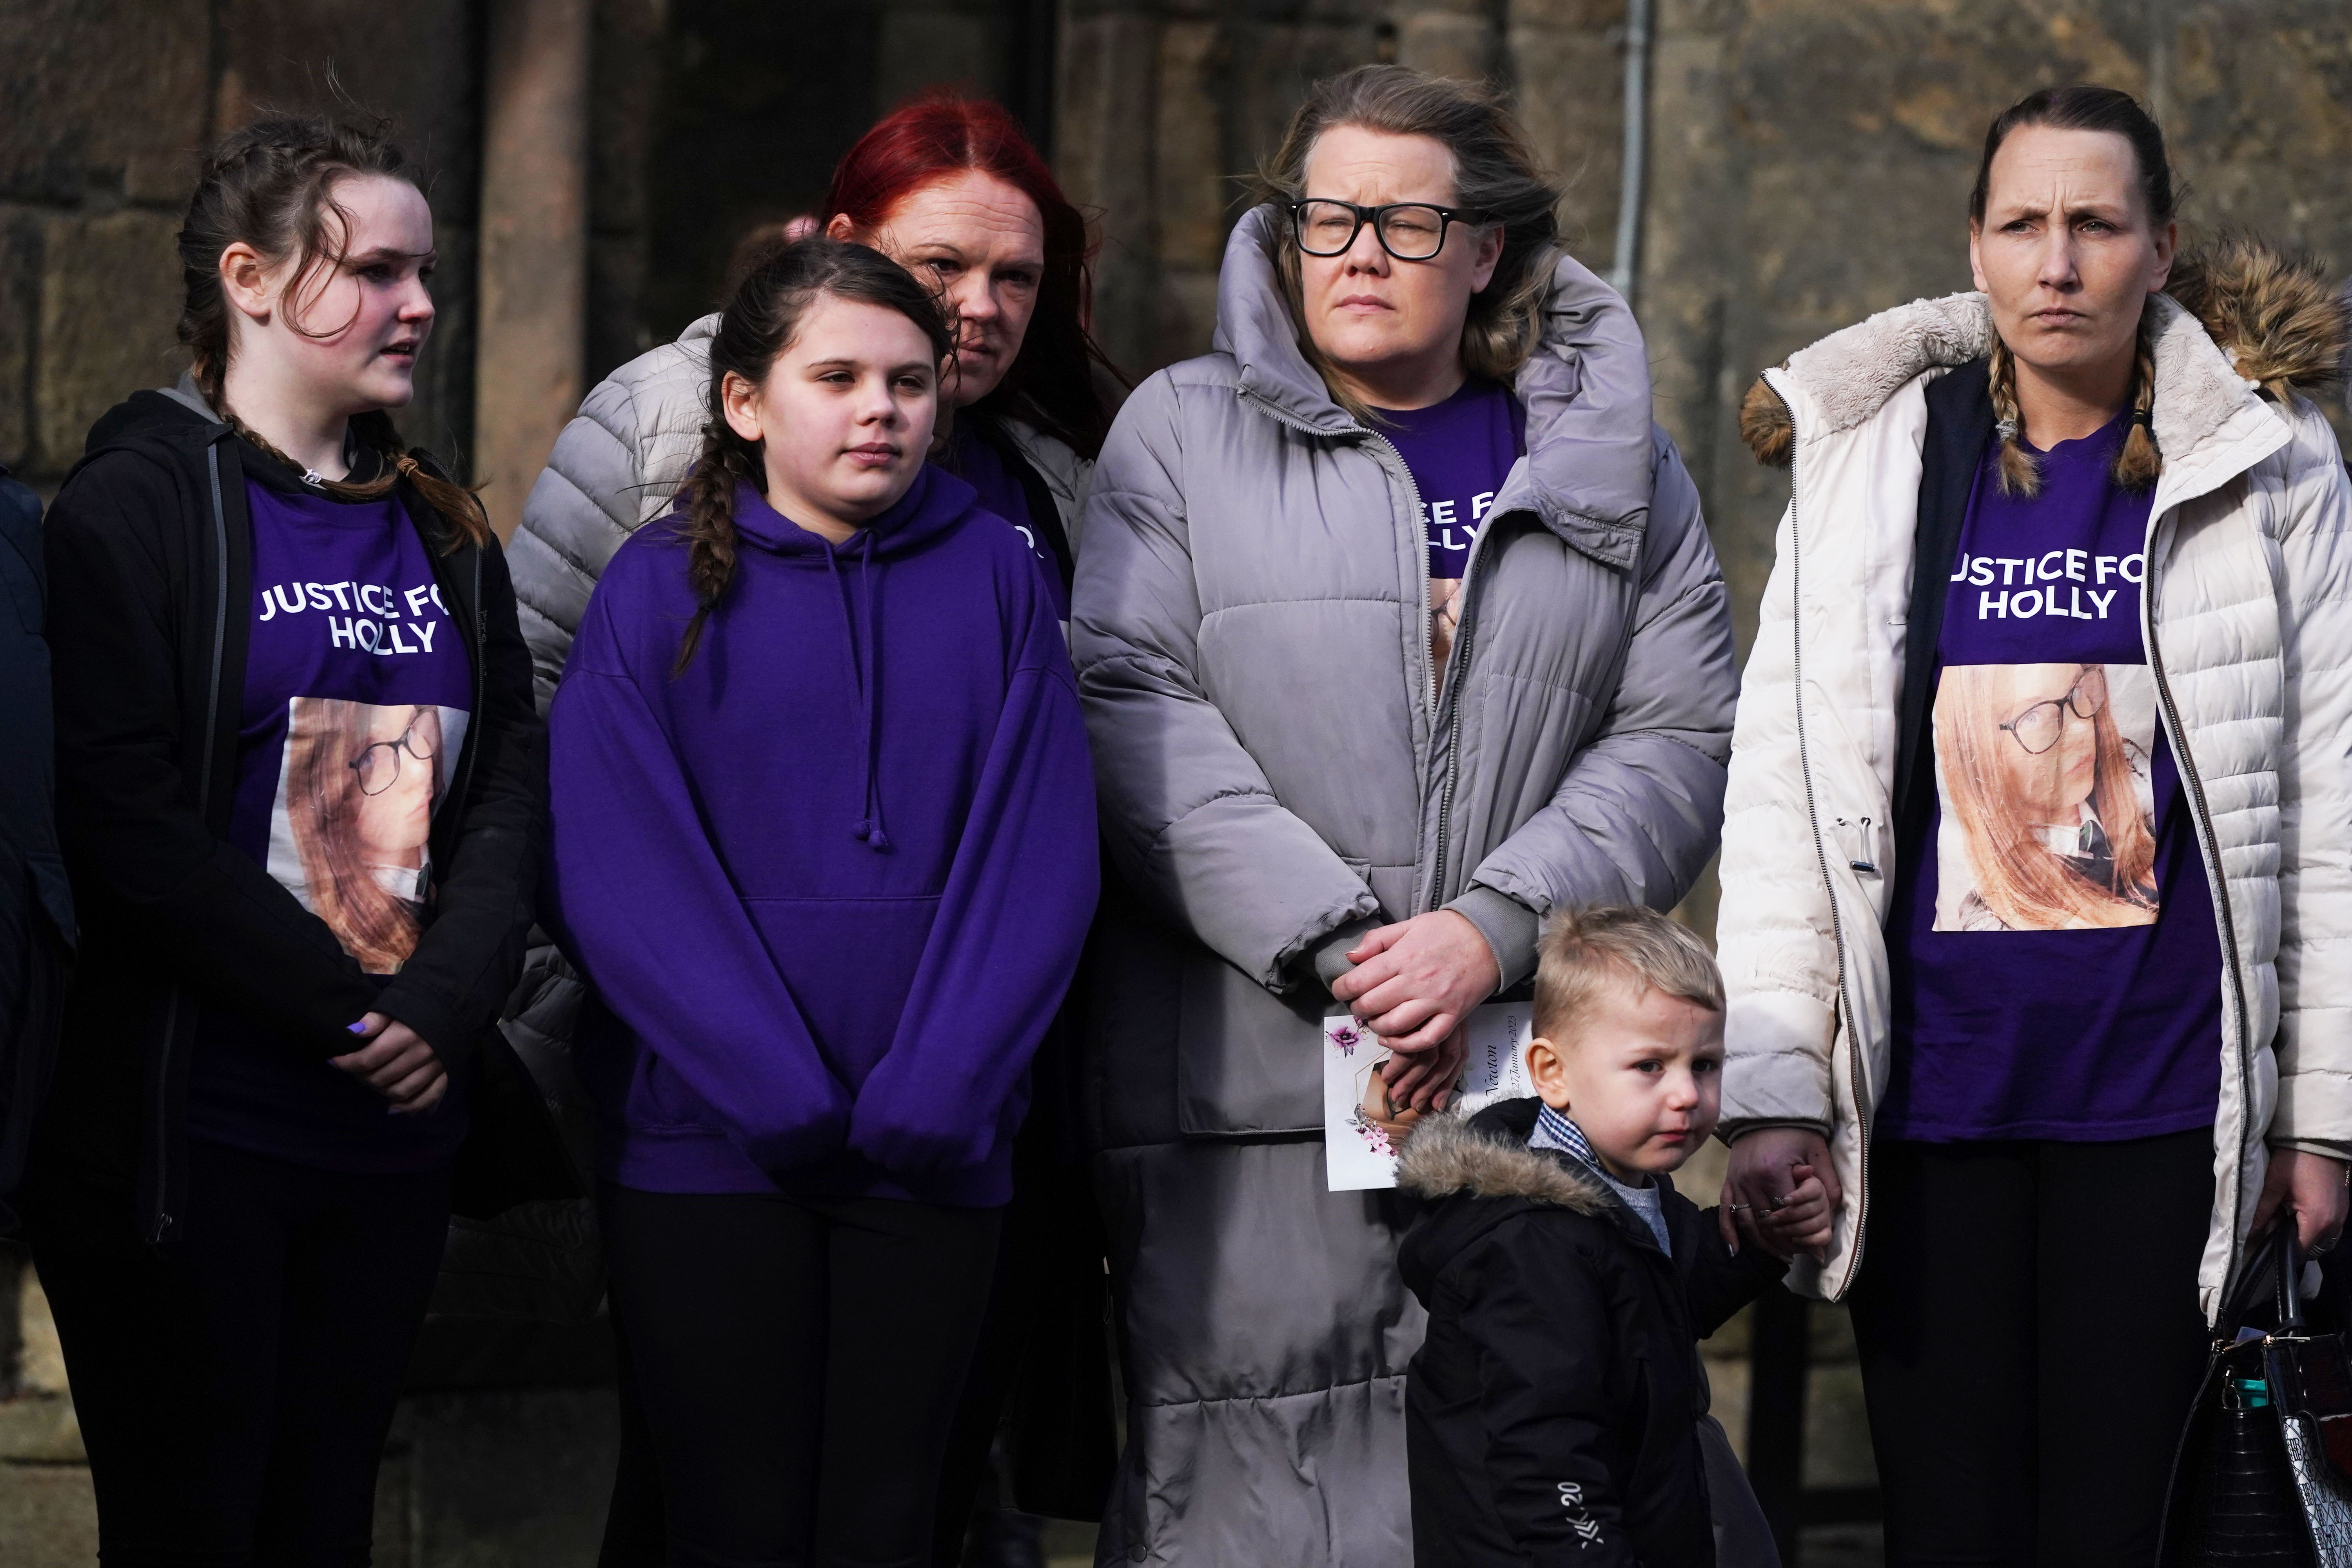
1074,207,1737,1141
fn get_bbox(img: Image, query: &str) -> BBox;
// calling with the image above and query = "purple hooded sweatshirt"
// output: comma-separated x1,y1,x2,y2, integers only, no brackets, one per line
546,464,1098,1207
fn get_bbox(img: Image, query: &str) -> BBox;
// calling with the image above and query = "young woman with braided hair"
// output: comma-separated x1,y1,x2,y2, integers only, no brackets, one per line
27,115,545,1559
1717,85,2352,1561
544,238,1096,1566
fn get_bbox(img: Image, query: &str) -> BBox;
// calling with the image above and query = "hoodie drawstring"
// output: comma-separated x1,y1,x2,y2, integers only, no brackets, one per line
824,531,890,851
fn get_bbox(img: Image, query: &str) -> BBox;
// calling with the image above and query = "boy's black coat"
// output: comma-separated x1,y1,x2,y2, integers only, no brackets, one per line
1397,1098,1785,1568
37,388,555,1244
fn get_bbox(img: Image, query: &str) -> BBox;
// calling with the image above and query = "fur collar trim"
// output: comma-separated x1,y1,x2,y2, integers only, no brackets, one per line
1738,236,2347,468
1394,1112,1612,1214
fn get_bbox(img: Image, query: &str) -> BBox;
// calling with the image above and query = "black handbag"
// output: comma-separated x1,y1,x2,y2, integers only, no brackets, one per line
2160,1224,2352,1566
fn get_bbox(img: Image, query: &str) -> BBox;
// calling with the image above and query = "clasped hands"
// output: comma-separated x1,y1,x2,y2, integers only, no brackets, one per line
1328,910,1498,1133
332,1011,449,1114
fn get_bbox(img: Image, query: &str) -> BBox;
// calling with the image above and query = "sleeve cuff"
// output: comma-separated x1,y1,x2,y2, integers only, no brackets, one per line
2272,1139,2352,1163
1715,1118,1833,1147
1446,884,1541,992
1309,917,1383,993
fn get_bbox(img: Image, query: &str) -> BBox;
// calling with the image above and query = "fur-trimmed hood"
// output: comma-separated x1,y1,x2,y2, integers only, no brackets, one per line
1395,1105,1614,1214
1739,236,2348,467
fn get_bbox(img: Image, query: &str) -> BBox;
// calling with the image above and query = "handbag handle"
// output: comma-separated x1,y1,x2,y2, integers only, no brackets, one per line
2222,1221,2305,1338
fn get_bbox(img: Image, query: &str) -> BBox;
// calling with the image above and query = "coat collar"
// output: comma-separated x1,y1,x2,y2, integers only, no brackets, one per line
1211,204,1662,570
1396,1107,1613,1214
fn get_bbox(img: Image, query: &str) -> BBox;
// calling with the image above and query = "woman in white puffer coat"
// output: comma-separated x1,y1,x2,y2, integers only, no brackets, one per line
1714,85,2352,1564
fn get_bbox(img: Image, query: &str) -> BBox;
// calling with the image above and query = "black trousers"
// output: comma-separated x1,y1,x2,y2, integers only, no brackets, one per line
21,1140,453,1567
1847,1131,2216,1567
600,1184,1003,1568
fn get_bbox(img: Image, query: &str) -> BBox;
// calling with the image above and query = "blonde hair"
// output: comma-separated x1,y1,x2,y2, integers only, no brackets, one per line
1250,65,1563,427
1934,665,2157,928
1532,904,1723,1044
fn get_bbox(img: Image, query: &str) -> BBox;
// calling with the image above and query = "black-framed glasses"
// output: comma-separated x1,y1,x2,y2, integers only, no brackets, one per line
1998,666,2109,756
1287,200,1493,261
351,712,438,797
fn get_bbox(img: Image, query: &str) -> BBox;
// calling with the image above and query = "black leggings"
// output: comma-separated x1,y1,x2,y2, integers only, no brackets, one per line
1847,1132,2216,1567
21,1140,453,1567
601,1184,1003,1568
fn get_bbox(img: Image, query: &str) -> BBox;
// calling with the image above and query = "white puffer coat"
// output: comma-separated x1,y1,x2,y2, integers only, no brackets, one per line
1716,245,2352,1321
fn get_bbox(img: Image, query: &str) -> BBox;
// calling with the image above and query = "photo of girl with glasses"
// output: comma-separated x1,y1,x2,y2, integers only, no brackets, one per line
275,699,466,972
1931,661,2158,931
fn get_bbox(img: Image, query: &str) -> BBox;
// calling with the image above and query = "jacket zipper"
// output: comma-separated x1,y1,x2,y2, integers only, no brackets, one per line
450,549,485,828
1768,379,1872,1300
1359,430,1442,720
1237,389,1453,909
1357,427,1463,911
151,441,234,1243
2141,521,2254,1309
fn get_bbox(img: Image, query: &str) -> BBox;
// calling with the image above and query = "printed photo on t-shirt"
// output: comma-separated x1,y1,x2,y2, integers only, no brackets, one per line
265,699,470,972
1930,661,2159,931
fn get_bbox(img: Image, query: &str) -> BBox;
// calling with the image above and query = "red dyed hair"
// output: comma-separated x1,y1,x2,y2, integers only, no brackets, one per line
822,97,1118,459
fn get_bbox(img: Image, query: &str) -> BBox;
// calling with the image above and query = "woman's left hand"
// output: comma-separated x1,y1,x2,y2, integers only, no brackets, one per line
2252,1146,2351,1257
332,1012,450,1114
1330,911,1499,1056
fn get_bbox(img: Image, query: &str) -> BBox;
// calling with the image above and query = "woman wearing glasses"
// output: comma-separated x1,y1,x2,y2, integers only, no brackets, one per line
1071,65,1737,1562
1715,85,2352,1561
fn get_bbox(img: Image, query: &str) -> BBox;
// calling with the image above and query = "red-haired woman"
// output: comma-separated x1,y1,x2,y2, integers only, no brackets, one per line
506,98,1119,1565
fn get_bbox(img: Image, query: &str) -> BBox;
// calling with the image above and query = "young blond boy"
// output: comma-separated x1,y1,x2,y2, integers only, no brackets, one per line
1397,905,1824,1567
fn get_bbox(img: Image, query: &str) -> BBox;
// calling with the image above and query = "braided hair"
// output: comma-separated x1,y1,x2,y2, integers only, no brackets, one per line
671,238,956,674
1971,86,2177,498
179,113,488,546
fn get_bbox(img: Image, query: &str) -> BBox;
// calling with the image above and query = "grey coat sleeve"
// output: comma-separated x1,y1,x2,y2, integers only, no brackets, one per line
1072,373,1380,993
507,376,650,711
1461,435,1737,982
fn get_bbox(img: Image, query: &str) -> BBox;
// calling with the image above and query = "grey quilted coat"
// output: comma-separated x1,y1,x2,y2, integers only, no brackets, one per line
1071,206,1736,1565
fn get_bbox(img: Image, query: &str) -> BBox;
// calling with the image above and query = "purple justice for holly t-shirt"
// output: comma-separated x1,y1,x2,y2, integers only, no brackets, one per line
188,460,476,1174
1373,377,1525,669
1879,411,2223,1142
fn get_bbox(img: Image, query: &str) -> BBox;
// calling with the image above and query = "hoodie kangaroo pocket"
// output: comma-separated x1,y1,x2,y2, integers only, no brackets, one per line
634,1051,724,1131
743,895,940,1093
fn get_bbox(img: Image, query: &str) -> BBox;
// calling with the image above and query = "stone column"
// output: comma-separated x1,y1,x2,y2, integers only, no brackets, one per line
475,0,591,540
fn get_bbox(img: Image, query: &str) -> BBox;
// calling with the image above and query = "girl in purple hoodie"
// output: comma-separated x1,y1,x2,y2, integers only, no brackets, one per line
545,239,1098,1565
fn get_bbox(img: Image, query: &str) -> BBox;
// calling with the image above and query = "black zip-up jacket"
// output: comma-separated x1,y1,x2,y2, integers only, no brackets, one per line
37,386,547,1243
0,463,73,1225
1397,1099,1786,1568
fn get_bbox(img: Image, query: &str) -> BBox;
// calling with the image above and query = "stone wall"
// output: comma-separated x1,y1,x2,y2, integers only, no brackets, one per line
632,0,1052,359
0,0,483,490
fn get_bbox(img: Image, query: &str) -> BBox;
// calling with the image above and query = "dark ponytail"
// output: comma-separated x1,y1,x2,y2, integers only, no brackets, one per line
1971,85,2176,497
179,114,490,548
672,238,955,674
